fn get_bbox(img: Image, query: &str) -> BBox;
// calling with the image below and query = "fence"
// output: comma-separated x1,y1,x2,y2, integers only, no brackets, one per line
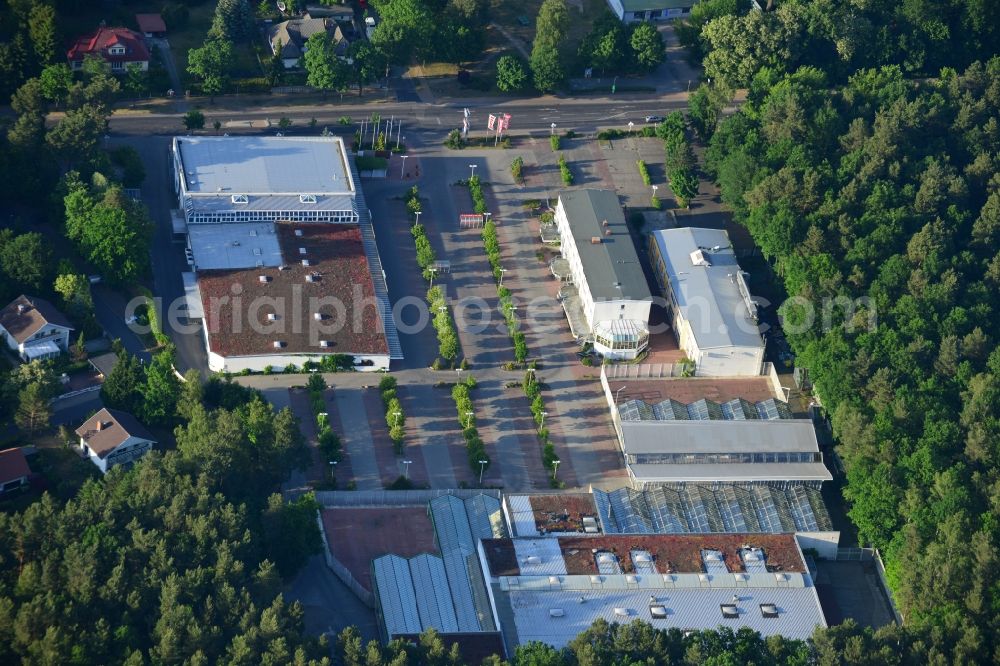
315,512,375,608
836,547,904,625
315,489,501,507
50,384,101,404
603,363,681,379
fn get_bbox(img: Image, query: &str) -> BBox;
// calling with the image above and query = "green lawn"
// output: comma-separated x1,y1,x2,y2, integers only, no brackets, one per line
169,3,261,89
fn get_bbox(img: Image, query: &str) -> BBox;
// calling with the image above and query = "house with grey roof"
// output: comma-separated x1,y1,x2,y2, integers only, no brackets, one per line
268,17,348,69
649,227,765,376
606,0,695,22
554,190,652,360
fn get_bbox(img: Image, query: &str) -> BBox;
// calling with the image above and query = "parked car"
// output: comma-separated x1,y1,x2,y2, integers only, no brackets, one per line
644,115,665,123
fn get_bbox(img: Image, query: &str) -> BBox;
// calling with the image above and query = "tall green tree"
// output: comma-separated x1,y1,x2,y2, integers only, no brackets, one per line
346,41,386,96
142,347,182,426
530,0,568,92
187,38,234,100
211,0,255,42
630,22,665,71
303,32,349,96
45,104,108,172
0,232,49,290
15,382,51,435
100,349,147,414
27,2,58,66
495,55,528,92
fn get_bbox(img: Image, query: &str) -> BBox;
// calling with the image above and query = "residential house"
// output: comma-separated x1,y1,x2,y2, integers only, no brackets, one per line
304,2,356,21
606,0,695,22
67,26,150,72
135,13,167,38
268,18,348,69
0,295,73,362
0,448,31,496
75,408,157,474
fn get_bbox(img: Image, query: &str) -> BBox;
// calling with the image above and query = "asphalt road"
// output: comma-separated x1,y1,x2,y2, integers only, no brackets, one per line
105,93,693,139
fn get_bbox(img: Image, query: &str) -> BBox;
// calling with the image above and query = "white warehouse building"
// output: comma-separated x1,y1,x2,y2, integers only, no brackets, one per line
171,136,401,373
649,227,764,376
554,190,652,360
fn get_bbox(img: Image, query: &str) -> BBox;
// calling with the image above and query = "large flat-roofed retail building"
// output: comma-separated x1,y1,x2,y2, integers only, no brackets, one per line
171,136,400,372
172,136,358,224
649,227,765,376
479,533,826,653
554,190,652,360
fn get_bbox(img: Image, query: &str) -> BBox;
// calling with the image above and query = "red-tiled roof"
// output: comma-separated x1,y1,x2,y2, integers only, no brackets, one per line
0,448,30,485
67,27,150,63
135,13,167,33
0,295,73,344
197,223,389,359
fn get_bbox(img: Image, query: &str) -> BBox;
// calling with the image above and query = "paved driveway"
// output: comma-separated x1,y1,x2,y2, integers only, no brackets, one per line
91,285,151,363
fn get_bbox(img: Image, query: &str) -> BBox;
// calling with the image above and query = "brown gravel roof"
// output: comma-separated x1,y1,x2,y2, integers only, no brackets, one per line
198,222,388,358
482,534,805,578
528,494,599,533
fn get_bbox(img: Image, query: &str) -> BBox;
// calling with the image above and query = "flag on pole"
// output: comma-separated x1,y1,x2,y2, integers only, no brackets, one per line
501,114,511,130
488,114,497,130
464,107,470,119
462,118,469,137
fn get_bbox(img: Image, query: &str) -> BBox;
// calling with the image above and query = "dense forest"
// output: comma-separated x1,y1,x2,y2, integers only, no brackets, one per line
681,0,1000,662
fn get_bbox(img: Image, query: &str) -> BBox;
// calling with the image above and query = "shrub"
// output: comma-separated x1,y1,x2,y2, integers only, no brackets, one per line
467,175,487,214
651,195,662,210
378,375,397,392
550,134,561,151
510,156,524,183
558,155,573,185
444,129,464,149
636,159,651,186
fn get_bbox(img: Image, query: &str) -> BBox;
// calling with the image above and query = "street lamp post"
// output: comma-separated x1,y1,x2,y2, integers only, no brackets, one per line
393,411,402,427
427,266,438,289
552,458,561,479
483,212,492,225
615,386,627,403
651,184,658,200
402,459,413,479
628,121,634,136
414,210,421,227
465,411,474,428
550,122,557,135
456,367,463,382
400,154,409,178
469,163,477,181
498,268,508,287
540,411,549,428
478,459,488,485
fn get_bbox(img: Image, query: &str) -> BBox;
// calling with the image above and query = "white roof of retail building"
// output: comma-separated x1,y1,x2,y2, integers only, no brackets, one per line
651,227,763,351
619,419,821,455
187,223,283,270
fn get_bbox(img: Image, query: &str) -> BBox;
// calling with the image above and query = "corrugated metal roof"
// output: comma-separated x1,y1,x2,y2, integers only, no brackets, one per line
513,539,567,576
465,494,505,539
651,227,763,351
629,462,833,483
619,420,821,454
506,495,540,536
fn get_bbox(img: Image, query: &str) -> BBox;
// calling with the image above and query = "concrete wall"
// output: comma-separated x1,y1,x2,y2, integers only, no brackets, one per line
695,345,765,377
795,531,840,560
208,350,390,373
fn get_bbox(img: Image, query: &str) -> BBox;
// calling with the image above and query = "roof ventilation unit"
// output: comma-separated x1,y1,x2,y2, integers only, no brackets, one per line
266,313,278,321
649,605,668,618
258,275,271,283
299,194,317,204
299,247,307,255
590,236,602,244
272,340,285,349
525,556,542,565
294,229,303,237
305,273,318,283
302,259,311,267
319,340,331,348
231,194,248,204
605,228,613,236
548,608,565,618
760,604,779,619
313,313,324,321
690,249,711,266
721,604,739,619
613,608,629,617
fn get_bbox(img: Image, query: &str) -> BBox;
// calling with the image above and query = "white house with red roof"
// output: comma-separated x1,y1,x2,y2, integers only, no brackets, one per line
67,26,150,72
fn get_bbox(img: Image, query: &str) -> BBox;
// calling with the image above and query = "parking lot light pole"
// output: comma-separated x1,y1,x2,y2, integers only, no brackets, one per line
414,210,421,227
628,121,634,136
540,411,549,428
550,123,556,135
393,411,402,427
552,459,560,479
402,459,413,479
328,460,337,480
469,163,477,180
465,411,474,428
483,212,492,225
498,268,508,286
651,185,658,198
427,266,438,289
456,367,463,382
478,459,488,485
400,154,408,178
